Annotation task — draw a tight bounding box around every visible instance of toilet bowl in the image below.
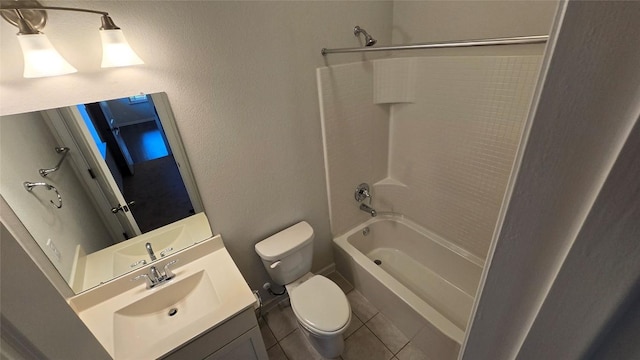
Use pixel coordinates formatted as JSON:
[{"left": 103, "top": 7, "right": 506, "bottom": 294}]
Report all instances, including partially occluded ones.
[
  {"left": 287, "top": 273, "right": 351, "bottom": 358},
  {"left": 255, "top": 222, "right": 351, "bottom": 358}
]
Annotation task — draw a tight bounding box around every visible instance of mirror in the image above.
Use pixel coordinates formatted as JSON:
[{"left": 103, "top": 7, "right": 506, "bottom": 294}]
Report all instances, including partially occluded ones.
[{"left": 0, "top": 93, "right": 207, "bottom": 293}]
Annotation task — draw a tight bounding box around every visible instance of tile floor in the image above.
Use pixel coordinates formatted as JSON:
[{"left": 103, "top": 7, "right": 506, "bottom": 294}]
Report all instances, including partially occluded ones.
[{"left": 260, "top": 272, "right": 430, "bottom": 360}]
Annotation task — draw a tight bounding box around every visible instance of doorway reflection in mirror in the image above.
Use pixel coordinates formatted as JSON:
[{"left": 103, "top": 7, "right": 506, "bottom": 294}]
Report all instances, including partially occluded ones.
[{"left": 77, "top": 96, "right": 194, "bottom": 233}]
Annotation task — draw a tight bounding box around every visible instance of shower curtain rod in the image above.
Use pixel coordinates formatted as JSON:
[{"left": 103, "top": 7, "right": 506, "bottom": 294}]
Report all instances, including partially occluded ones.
[{"left": 321, "top": 35, "right": 548, "bottom": 56}]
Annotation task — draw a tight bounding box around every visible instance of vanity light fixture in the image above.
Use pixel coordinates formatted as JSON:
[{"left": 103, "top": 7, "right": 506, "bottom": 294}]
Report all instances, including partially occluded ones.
[
  {"left": 1, "top": 0, "right": 144, "bottom": 78},
  {"left": 10, "top": 8, "right": 77, "bottom": 78}
]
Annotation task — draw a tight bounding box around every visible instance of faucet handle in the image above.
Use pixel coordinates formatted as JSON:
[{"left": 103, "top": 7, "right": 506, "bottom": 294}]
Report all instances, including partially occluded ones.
[
  {"left": 132, "top": 273, "right": 155, "bottom": 288},
  {"left": 355, "top": 183, "right": 371, "bottom": 202},
  {"left": 160, "top": 247, "right": 174, "bottom": 257},
  {"left": 163, "top": 259, "right": 179, "bottom": 280},
  {"left": 130, "top": 259, "right": 147, "bottom": 268}
]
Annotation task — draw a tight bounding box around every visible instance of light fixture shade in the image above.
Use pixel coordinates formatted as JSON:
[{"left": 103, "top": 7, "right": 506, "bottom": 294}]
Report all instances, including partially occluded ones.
[
  {"left": 100, "top": 29, "right": 144, "bottom": 68},
  {"left": 17, "top": 34, "right": 77, "bottom": 78}
]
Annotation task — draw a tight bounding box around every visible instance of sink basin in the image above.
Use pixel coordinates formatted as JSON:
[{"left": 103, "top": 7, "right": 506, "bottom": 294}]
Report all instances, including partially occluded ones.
[
  {"left": 113, "top": 271, "right": 221, "bottom": 359},
  {"left": 68, "top": 235, "right": 256, "bottom": 360}
]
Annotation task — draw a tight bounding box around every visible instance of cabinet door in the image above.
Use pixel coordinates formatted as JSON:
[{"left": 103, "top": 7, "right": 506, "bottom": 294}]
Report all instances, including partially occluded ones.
[
  {"left": 161, "top": 309, "right": 257, "bottom": 360},
  {"left": 205, "top": 326, "right": 268, "bottom": 360}
]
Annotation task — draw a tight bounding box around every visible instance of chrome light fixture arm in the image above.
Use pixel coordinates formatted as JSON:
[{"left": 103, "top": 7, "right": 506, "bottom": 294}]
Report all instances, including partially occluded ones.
[
  {"left": 1, "top": 4, "right": 120, "bottom": 31},
  {"left": 11, "top": 8, "right": 39, "bottom": 34},
  {"left": 5, "top": 5, "right": 110, "bottom": 16}
]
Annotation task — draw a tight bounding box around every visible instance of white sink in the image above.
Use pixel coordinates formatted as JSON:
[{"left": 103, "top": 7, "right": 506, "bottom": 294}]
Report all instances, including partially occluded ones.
[
  {"left": 69, "top": 236, "right": 256, "bottom": 360},
  {"left": 113, "top": 270, "right": 221, "bottom": 359}
]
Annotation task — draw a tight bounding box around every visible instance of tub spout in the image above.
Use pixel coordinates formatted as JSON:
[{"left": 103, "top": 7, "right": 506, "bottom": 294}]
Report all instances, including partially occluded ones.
[{"left": 360, "top": 203, "right": 377, "bottom": 217}]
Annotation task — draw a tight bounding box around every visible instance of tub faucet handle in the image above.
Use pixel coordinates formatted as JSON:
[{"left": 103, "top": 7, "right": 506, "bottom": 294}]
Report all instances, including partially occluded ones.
[
  {"left": 355, "top": 183, "right": 371, "bottom": 202},
  {"left": 356, "top": 183, "right": 377, "bottom": 217}
]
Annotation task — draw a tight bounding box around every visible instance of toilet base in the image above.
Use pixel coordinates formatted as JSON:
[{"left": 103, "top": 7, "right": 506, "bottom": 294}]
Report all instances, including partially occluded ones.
[{"left": 297, "top": 321, "right": 345, "bottom": 359}]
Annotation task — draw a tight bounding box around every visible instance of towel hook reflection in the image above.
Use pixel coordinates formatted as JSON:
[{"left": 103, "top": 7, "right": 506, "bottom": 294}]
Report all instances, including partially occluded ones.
[
  {"left": 39, "top": 147, "right": 70, "bottom": 177},
  {"left": 23, "top": 181, "right": 63, "bottom": 208}
]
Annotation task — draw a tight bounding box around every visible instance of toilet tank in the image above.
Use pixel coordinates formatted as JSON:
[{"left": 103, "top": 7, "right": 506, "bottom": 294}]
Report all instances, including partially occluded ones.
[{"left": 255, "top": 221, "right": 314, "bottom": 285}]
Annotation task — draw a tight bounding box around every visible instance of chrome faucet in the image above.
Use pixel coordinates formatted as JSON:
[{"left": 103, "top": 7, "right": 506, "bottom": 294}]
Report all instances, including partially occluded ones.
[
  {"left": 132, "top": 260, "right": 179, "bottom": 289},
  {"left": 355, "top": 183, "right": 377, "bottom": 217},
  {"left": 145, "top": 242, "right": 157, "bottom": 261},
  {"left": 150, "top": 266, "right": 162, "bottom": 282}
]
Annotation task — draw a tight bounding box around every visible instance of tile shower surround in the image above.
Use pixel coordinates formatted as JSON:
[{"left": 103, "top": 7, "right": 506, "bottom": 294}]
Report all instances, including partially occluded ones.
[{"left": 318, "top": 56, "right": 542, "bottom": 259}]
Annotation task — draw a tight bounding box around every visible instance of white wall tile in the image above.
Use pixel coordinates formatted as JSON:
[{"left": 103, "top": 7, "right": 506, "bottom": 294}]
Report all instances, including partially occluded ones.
[
  {"left": 387, "top": 56, "right": 542, "bottom": 259},
  {"left": 374, "top": 58, "right": 417, "bottom": 104}
]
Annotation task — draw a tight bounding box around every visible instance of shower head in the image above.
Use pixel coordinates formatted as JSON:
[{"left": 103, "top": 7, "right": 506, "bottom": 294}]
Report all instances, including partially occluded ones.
[{"left": 354, "top": 25, "right": 377, "bottom": 47}]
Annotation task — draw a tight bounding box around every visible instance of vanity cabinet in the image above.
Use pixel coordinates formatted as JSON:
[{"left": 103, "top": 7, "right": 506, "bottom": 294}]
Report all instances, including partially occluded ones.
[
  {"left": 204, "top": 326, "right": 266, "bottom": 360},
  {"left": 161, "top": 308, "right": 268, "bottom": 360}
]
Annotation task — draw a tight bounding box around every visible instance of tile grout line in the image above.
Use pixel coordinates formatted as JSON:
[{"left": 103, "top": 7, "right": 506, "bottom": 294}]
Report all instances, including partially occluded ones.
[
  {"left": 362, "top": 314, "right": 401, "bottom": 358},
  {"left": 278, "top": 326, "right": 297, "bottom": 344},
  {"left": 268, "top": 343, "right": 290, "bottom": 360}
]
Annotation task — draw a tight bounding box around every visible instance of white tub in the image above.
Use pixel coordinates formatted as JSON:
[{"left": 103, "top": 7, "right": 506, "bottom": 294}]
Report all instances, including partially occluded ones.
[{"left": 333, "top": 215, "right": 483, "bottom": 360}]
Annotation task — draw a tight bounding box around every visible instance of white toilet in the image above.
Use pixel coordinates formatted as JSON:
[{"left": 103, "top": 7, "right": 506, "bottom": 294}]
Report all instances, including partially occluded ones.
[{"left": 255, "top": 221, "right": 351, "bottom": 359}]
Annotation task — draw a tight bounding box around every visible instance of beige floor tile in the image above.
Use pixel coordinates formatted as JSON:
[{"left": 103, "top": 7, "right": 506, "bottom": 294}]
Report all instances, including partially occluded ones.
[
  {"left": 396, "top": 342, "right": 430, "bottom": 360},
  {"left": 267, "top": 344, "right": 289, "bottom": 360},
  {"left": 279, "top": 328, "right": 339, "bottom": 360},
  {"left": 265, "top": 305, "right": 298, "bottom": 340},
  {"left": 327, "top": 272, "right": 354, "bottom": 294},
  {"left": 342, "top": 326, "right": 393, "bottom": 360},
  {"left": 347, "top": 290, "right": 379, "bottom": 322},
  {"left": 366, "top": 313, "right": 409, "bottom": 354},
  {"left": 344, "top": 312, "right": 363, "bottom": 339}
]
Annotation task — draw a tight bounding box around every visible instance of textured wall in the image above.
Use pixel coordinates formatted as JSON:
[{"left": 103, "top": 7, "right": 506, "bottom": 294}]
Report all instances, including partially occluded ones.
[
  {"left": 392, "top": 1, "right": 558, "bottom": 49},
  {"left": 1, "top": 223, "right": 110, "bottom": 359},
  {"left": 0, "top": 1, "right": 393, "bottom": 298}
]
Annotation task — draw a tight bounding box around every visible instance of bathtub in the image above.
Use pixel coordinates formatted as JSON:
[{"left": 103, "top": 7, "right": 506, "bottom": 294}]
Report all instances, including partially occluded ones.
[{"left": 333, "top": 215, "right": 483, "bottom": 360}]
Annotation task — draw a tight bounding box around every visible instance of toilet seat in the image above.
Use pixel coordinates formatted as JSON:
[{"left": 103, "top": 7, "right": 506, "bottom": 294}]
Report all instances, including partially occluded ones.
[{"left": 289, "top": 275, "right": 351, "bottom": 335}]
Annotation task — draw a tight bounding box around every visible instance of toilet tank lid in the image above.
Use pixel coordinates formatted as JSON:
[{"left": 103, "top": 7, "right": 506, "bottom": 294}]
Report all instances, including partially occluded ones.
[{"left": 255, "top": 221, "right": 314, "bottom": 261}]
